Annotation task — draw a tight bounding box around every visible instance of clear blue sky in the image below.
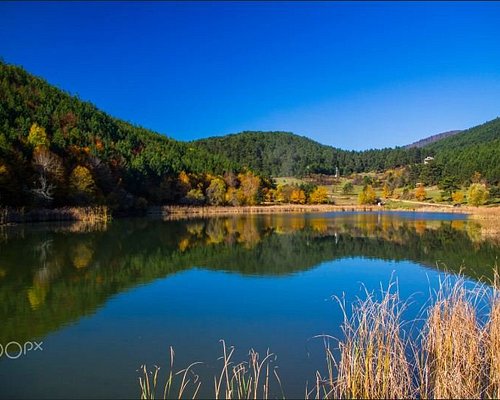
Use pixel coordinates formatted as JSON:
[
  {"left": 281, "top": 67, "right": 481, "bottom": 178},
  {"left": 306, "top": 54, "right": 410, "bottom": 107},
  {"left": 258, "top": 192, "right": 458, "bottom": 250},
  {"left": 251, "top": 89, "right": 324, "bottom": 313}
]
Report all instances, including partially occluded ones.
[{"left": 1, "top": 1, "right": 499, "bottom": 150}]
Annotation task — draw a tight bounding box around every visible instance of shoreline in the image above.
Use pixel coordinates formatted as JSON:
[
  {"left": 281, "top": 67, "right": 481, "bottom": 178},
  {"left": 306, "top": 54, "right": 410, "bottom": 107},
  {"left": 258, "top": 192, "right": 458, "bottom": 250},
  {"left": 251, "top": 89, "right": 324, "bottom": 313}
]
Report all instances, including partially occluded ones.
[
  {"left": 156, "top": 203, "right": 484, "bottom": 218},
  {"left": 2, "top": 203, "right": 499, "bottom": 225}
]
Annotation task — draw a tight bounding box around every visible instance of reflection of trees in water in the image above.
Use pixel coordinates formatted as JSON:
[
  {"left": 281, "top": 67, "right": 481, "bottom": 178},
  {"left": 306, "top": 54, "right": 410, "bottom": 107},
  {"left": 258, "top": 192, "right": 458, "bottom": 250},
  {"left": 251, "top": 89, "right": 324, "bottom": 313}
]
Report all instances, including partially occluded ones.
[{"left": 0, "top": 214, "right": 497, "bottom": 343}]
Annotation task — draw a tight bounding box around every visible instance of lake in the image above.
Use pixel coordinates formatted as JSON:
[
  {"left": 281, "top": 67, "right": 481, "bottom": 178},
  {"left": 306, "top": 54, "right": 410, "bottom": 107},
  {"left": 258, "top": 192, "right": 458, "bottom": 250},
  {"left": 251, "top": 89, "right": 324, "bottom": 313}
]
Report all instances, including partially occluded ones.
[{"left": 0, "top": 211, "right": 498, "bottom": 398}]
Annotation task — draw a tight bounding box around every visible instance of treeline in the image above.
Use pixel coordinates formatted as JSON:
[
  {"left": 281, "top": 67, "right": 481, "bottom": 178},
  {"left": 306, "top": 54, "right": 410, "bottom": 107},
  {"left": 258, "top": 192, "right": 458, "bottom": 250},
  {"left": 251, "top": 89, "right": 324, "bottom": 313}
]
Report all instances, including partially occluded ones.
[
  {"left": 193, "top": 131, "right": 426, "bottom": 177},
  {"left": 194, "top": 123, "right": 500, "bottom": 185},
  {"left": 0, "top": 61, "right": 238, "bottom": 212}
]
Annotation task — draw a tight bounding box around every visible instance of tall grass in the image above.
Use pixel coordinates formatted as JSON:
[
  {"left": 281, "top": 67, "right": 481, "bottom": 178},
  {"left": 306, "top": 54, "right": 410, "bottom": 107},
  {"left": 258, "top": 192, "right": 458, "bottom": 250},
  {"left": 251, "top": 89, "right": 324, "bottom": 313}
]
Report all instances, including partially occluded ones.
[
  {"left": 140, "top": 341, "right": 282, "bottom": 400},
  {"left": 418, "top": 277, "right": 485, "bottom": 399},
  {"left": 0, "top": 205, "right": 109, "bottom": 224},
  {"left": 333, "top": 283, "right": 412, "bottom": 399},
  {"left": 139, "top": 271, "right": 500, "bottom": 399}
]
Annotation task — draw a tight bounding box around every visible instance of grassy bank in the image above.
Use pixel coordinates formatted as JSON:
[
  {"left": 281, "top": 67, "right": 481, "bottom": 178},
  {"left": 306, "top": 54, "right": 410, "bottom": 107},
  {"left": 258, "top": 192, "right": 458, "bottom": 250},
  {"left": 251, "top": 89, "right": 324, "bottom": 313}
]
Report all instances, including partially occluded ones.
[
  {"left": 0, "top": 206, "right": 110, "bottom": 225},
  {"left": 139, "top": 274, "right": 500, "bottom": 399}
]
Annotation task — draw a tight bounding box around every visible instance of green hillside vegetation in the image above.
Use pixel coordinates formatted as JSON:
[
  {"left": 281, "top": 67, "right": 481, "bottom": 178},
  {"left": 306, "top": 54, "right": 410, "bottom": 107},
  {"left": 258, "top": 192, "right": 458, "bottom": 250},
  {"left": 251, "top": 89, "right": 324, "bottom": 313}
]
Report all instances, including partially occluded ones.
[
  {"left": 194, "top": 122, "right": 499, "bottom": 189},
  {"left": 0, "top": 61, "right": 253, "bottom": 212},
  {"left": 423, "top": 118, "right": 500, "bottom": 184},
  {"left": 193, "top": 131, "right": 426, "bottom": 177}
]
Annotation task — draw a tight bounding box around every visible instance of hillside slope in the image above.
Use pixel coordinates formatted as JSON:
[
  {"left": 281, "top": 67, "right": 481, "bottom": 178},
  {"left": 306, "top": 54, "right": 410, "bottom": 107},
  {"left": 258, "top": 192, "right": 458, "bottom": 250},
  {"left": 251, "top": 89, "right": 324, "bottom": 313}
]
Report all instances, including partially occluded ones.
[
  {"left": 193, "top": 131, "right": 423, "bottom": 177},
  {"left": 194, "top": 122, "right": 499, "bottom": 183},
  {"left": 423, "top": 118, "right": 500, "bottom": 183},
  {"left": 0, "top": 61, "right": 237, "bottom": 208}
]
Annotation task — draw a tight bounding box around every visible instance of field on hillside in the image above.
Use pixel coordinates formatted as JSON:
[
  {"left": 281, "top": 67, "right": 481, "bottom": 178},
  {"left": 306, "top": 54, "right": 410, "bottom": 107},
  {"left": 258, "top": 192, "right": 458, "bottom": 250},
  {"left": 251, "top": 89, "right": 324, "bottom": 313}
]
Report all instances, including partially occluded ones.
[{"left": 274, "top": 175, "right": 499, "bottom": 208}]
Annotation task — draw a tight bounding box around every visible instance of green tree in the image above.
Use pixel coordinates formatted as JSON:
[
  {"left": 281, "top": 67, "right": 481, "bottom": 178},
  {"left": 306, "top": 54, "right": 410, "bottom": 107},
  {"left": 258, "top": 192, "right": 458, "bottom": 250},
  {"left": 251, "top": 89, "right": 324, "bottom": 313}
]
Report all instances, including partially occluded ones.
[
  {"left": 342, "top": 182, "right": 354, "bottom": 194},
  {"left": 439, "top": 176, "right": 460, "bottom": 201},
  {"left": 184, "top": 188, "right": 205, "bottom": 205},
  {"left": 467, "top": 183, "right": 489, "bottom": 207},
  {"left": 206, "top": 177, "right": 226, "bottom": 205}
]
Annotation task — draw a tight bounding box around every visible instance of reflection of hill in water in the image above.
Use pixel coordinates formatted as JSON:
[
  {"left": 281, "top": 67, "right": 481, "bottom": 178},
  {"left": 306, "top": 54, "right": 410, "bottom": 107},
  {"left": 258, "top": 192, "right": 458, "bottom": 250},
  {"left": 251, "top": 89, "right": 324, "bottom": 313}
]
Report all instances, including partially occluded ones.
[{"left": 0, "top": 214, "right": 498, "bottom": 343}]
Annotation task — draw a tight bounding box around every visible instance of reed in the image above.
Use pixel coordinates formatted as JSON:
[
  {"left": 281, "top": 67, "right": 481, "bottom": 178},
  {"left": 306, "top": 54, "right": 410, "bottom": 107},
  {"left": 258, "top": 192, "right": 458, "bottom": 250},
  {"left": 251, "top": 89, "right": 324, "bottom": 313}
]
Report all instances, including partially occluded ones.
[
  {"left": 139, "top": 347, "right": 202, "bottom": 400},
  {"left": 485, "top": 271, "right": 500, "bottom": 399},
  {"left": 140, "top": 341, "right": 281, "bottom": 400},
  {"left": 214, "top": 340, "right": 282, "bottom": 400},
  {"left": 0, "top": 205, "right": 110, "bottom": 224},
  {"left": 418, "top": 277, "right": 485, "bottom": 399}
]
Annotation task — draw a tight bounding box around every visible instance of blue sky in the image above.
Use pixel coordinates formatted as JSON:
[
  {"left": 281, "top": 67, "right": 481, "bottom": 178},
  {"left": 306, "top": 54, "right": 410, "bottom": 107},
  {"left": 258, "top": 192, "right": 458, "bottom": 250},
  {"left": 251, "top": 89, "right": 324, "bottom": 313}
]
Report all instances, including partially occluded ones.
[{"left": 1, "top": 1, "right": 499, "bottom": 150}]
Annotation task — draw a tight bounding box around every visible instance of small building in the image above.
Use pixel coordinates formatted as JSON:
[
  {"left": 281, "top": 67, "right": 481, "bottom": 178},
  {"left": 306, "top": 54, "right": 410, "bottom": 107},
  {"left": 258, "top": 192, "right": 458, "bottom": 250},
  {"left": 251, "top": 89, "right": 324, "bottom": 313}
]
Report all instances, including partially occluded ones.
[{"left": 423, "top": 156, "right": 434, "bottom": 165}]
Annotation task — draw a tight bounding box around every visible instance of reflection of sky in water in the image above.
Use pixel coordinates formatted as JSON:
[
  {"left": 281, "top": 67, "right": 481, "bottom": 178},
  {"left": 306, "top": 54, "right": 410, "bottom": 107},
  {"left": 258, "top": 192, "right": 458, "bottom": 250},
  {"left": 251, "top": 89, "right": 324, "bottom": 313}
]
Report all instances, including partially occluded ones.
[{"left": 0, "top": 213, "right": 497, "bottom": 398}]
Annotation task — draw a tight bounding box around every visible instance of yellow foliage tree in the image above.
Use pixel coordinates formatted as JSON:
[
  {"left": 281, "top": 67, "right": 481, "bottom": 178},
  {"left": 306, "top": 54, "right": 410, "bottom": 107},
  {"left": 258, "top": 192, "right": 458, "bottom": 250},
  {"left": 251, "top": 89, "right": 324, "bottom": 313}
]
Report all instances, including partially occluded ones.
[
  {"left": 358, "top": 185, "right": 376, "bottom": 205},
  {"left": 237, "top": 171, "right": 261, "bottom": 205},
  {"left": 69, "top": 165, "right": 96, "bottom": 203},
  {"left": 415, "top": 185, "right": 426, "bottom": 201},
  {"left": 290, "top": 189, "right": 306, "bottom": 204},
  {"left": 225, "top": 187, "right": 240, "bottom": 206},
  {"left": 451, "top": 191, "right": 464, "bottom": 204},
  {"left": 28, "top": 123, "right": 49, "bottom": 148},
  {"left": 309, "top": 187, "right": 328, "bottom": 204},
  {"left": 382, "top": 183, "right": 393, "bottom": 199}
]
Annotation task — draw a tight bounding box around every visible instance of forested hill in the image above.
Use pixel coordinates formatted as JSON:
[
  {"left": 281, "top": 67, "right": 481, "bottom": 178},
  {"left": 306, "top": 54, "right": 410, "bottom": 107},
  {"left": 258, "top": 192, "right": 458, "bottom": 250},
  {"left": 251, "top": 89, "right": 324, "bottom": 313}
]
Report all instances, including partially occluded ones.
[
  {"left": 193, "top": 131, "right": 424, "bottom": 177},
  {"left": 0, "top": 61, "right": 238, "bottom": 209},
  {"left": 194, "top": 120, "right": 500, "bottom": 183},
  {"left": 422, "top": 118, "right": 500, "bottom": 183}
]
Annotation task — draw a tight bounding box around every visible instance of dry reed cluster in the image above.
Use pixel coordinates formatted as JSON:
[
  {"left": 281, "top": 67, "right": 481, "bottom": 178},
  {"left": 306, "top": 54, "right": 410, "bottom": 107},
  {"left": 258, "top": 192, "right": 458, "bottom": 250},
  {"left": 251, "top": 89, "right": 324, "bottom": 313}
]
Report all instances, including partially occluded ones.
[
  {"left": 139, "top": 272, "right": 500, "bottom": 399},
  {"left": 0, "top": 205, "right": 109, "bottom": 224}
]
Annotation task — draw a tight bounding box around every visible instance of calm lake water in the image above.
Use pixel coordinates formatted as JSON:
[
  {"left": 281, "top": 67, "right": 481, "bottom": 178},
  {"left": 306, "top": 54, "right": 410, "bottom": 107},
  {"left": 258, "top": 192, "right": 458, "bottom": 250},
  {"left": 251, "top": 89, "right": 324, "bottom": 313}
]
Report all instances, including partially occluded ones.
[{"left": 0, "top": 211, "right": 498, "bottom": 398}]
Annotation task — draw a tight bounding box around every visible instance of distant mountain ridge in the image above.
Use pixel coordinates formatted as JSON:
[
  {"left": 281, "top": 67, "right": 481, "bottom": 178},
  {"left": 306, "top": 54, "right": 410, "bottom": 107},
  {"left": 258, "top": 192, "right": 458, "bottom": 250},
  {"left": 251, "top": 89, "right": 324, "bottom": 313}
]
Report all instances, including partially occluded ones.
[{"left": 404, "top": 130, "right": 462, "bottom": 149}]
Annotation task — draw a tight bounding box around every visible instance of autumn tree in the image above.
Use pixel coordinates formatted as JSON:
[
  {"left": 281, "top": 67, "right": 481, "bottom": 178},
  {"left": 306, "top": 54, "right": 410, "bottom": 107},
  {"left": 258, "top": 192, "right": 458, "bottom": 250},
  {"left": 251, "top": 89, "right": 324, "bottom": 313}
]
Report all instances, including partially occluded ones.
[
  {"left": 415, "top": 185, "right": 426, "bottom": 201},
  {"left": 225, "top": 187, "right": 240, "bottom": 206},
  {"left": 237, "top": 171, "right": 261, "bottom": 205},
  {"left": 27, "top": 123, "right": 49, "bottom": 148},
  {"left": 358, "top": 185, "right": 376, "bottom": 205},
  {"left": 309, "top": 186, "right": 328, "bottom": 204},
  {"left": 69, "top": 165, "right": 96, "bottom": 204},
  {"left": 290, "top": 188, "right": 306, "bottom": 204},
  {"left": 471, "top": 171, "right": 483, "bottom": 184},
  {"left": 467, "top": 183, "right": 489, "bottom": 206},
  {"left": 382, "top": 182, "right": 393, "bottom": 199},
  {"left": 451, "top": 191, "right": 464, "bottom": 204},
  {"left": 276, "top": 184, "right": 294, "bottom": 203}
]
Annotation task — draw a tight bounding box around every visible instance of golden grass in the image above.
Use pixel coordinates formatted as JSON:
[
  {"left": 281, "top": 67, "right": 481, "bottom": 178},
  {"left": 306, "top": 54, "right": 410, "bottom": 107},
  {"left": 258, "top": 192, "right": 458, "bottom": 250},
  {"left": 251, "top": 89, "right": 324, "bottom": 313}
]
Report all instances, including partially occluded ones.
[
  {"left": 419, "top": 277, "right": 485, "bottom": 399},
  {"left": 0, "top": 205, "right": 110, "bottom": 224},
  {"left": 335, "top": 285, "right": 412, "bottom": 399},
  {"left": 485, "top": 272, "right": 500, "bottom": 399}
]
